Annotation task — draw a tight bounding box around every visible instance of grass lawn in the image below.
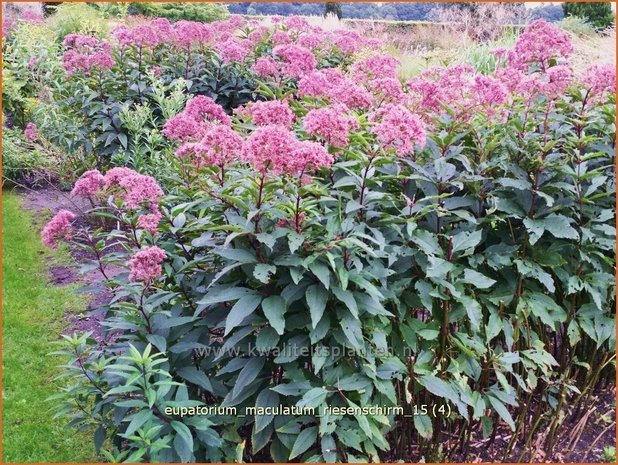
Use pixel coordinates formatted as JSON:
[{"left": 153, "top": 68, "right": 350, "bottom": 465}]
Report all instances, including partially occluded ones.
[{"left": 2, "top": 191, "right": 97, "bottom": 462}]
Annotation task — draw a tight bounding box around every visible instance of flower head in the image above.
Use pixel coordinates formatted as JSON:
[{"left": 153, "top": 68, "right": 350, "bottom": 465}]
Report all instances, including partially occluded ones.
[
  {"left": 582, "top": 63, "right": 616, "bottom": 100},
  {"left": 42, "top": 210, "right": 75, "bottom": 248},
  {"left": 128, "top": 246, "right": 166, "bottom": 282},
  {"left": 273, "top": 44, "right": 317, "bottom": 78},
  {"left": 303, "top": 107, "right": 358, "bottom": 148},
  {"left": 372, "top": 104, "right": 426, "bottom": 156},
  {"left": 71, "top": 169, "right": 104, "bottom": 197},
  {"left": 241, "top": 125, "right": 299, "bottom": 175},
  {"left": 248, "top": 100, "right": 295, "bottom": 128}
]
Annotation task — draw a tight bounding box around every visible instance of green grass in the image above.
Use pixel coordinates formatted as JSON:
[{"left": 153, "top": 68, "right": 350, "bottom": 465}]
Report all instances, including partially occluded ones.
[{"left": 2, "top": 191, "right": 97, "bottom": 462}]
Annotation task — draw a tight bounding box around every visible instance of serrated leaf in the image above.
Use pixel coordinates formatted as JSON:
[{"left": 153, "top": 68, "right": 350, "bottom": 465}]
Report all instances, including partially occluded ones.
[{"left": 289, "top": 426, "right": 318, "bottom": 459}]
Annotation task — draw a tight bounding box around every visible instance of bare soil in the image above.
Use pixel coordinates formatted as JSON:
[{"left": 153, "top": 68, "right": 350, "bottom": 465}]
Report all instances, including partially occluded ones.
[{"left": 17, "top": 185, "right": 122, "bottom": 343}]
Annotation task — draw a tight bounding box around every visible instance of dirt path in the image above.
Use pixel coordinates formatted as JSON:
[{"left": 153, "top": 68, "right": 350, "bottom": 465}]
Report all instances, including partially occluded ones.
[{"left": 18, "top": 185, "right": 123, "bottom": 342}]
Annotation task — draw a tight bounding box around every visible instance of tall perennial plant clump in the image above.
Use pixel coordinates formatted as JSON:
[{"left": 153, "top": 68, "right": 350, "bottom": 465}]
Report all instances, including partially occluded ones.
[
  {"left": 45, "top": 19, "right": 615, "bottom": 462},
  {"left": 3, "top": 13, "right": 379, "bottom": 176}
]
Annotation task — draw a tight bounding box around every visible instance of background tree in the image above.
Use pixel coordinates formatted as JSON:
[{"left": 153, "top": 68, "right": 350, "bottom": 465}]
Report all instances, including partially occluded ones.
[
  {"left": 563, "top": 2, "right": 615, "bottom": 29},
  {"left": 42, "top": 2, "right": 61, "bottom": 16},
  {"left": 324, "top": 2, "right": 342, "bottom": 19}
]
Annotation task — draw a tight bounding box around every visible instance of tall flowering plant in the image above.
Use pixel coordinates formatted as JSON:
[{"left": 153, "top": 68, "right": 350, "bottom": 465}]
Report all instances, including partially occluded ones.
[
  {"left": 48, "top": 20, "right": 615, "bottom": 462},
  {"left": 7, "top": 14, "right": 379, "bottom": 173}
]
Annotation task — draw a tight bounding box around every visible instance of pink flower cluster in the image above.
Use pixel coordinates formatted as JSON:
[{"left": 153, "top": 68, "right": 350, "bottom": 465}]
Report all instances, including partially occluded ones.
[
  {"left": 41, "top": 210, "right": 75, "bottom": 249},
  {"left": 216, "top": 38, "right": 253, "bottom": 64},
  {"left": 62, "top": 34, "right": 114, "bottom": 75},
  {"left": 582, "top": 63, "right": 616, "bottom": 101},
  {"left": 177, "top": 125, "right": 243, "bottom": 168},
  {"left": 372, "top": 104, "right": 426, "bottom": 156},
  {"left": 272, "top": 44, "right": 317, "bottom": 79},
  {"left": 298, "top": 69, "right": 373, "bottom": 110},
  {"left": 163, "top": 96, "right": 231, "bottom": 142},
  {"left": 241, "top": 125, "right": 333, "bottom": 176},
  {"left": 128, "top": 246, "right": 167, "bottom": 282},
  {"left": 507, "top": 20, "right": 572, "bottom": 71},
  {"left": 71, "top": 169, "right": 104, "bottom": 197},
  {"left": 303, "top": 107, "right": 360, "bottom": 148},
  {"left": 72, "top": 168, "right": 164, "bottom": 233},
  {"left": 408, "top": 64, "right": 509, "bottom": 116},
  {"left": 351, "top": 54, "right": 400, "bottom": 84},
  {"left": 247, "top": 100, "right": 295, "bottom": 128},
  {"left": 24, "top": 122, "right": 38, "bottom": 143}
]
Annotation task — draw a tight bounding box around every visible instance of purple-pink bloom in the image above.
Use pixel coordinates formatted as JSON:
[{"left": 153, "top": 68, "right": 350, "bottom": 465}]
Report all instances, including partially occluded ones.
[
  {"left": 128, "top": 246, "right": 167, "bottom": 282},
  {"left": 303, "top": 107, "right": 358, "bottom": 148},
  {"left": 42, "top": 210, "right": 76, "bottom": 249},
  {"left": 372, "top": 104, "right": 426, "bottom": 156},
  {"left": 582, "top": 63, "right": 616, "bottom": 100},
  {"left": 24, "top": 122, "right": 38, "bottom": 143},
  {"left": 241, "top": 125, "right": 299, "bottom": 175},
  {"left": 71, "top": 169, "right": 105, "bottom": 197},
  {"left": 273, "top": 44, "right": 317, "bottom": 78},
  {"left": 248, "top": 100, "right": 295, "bottom": 128},
  {"left": 137, "top": 211, "right": 162, "bottom": 234}
]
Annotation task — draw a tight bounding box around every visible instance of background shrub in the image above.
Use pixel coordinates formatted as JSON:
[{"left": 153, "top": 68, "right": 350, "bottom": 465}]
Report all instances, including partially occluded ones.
[
  {"left": 128, "top": 2, "right": 228, "bottom": 23},
  {"left": 47, "top": 3, "right": 108, "bottom": 41},
  {"left": 2, "top": 125, "right": 52, "bottom": 184}
]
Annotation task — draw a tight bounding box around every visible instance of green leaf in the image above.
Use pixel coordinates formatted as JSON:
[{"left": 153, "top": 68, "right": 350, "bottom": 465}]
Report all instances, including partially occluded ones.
[
  {"left": 340, "top": 311, "right": 364, "bottom": 350},
  {"left": 523, "top": 214, "right": 579, "bottom": 245},
  {"left": 309, "top": 261, "right": 331, "bottom": 289},
  {"left": 486, "top": 312, "right": 502, "bottom": 342},
  {"left": 262, "top": 296, "right": 286, "bottom": 335},
  {"left": 253, "top": 263, "right": 276, "bottom": 284},
  {"left": 332, "top": 287, "right": 358, "bottom": 318},
  {"left": 171, "top": 420, "right": 194, "bottom": 462},
  {"left": 215, "top": 247, "right": 257, "bottom": 263},
  {"left": 414, "top": 414, "right": 433, "bottom": 440},
  {"left": 419, "top": 375, "right": 460, "bottom": 407},
  {"left": 198, "top": 286, "right": 256, "bottom": 306},
  {"left": 125, "top": 409, "right": 153, "bottom": 436},
  {"left": 457, "top": 295, "right": 482, "bottom": 331},
  {"left": 176, "top": 367, "right": 213, "bottom": 393},
  {"left": 254, "top": 389, "right": 280, "bottom": 433},
  {"left": 451, "top": 230, "right": 482, "bottom": 255},
  {"left": 225, "top": 294, "right": 262, "bottom": 336},
  {"left": 288, "top": 231, "right": 305, "bottom": 253},
  {"left": 462, "top": 269, "right": 496, "bottom": 289},
  {"left": 289, "top": 426, "right": 318, "bottom": 459},
  {"left": 321, "top": 435, "right": 337, "bottom": 462},
  {"left": 306, "top": 284, "right": 328, "bottom": 329},
  {"left": 426, "top": 256, "right": 454, "bottom": 279},
  {"left": 232, "top": 357, "right": 266, "bottom": 398},
  {"left": 256, "top": 327, "right": 280, "bottom": 352},
  {"left": 486, "top": 395, "right": 515, "bottom": 431},
  {"left": 411, "top": 229, "right": 442, "bottom": 257},
  {"left": 297, "top": 387, "right": 328, "bottom": 409}
]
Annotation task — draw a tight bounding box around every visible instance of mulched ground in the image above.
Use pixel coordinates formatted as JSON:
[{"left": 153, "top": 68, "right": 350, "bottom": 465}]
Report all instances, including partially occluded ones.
[{"left": 12, "top": 184, "right": 616, "bottom": 463}]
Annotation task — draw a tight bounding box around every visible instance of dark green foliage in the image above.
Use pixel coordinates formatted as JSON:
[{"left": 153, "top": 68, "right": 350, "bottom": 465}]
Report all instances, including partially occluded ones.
[
  {"left": 52, "top": 79, "right": 616, "bottom": 461},
  {"left": 129, "top": 2, "right": 228, "bottom": 23},
  {"left": 563, "top": 2, "right": 615, "bottom": 30},
  {"left": 324, "top": 2, "right": 343, "bottom": 19}
]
